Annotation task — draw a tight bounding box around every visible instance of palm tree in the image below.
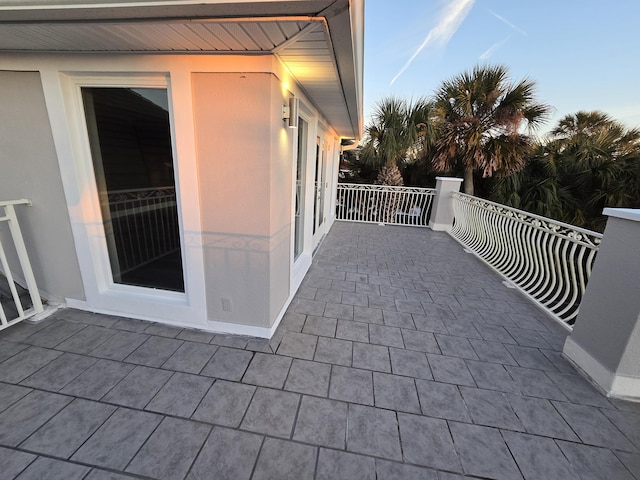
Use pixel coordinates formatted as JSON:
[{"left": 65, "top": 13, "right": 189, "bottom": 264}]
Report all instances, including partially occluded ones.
[
  {"left": 359, "top": 97, "right": 433, "bottom": 222},
  {"left": 490, "top": 143, "right": 572, "bottom": 220},
  {"left": 431, "top": 64, "right": 551, "bottom": 195},
  {"left": 551, "top": 110, "right": 620, "bottom": 138},
  {"left": 361, "top": 96, "right": 433, "bottom": 186},
  {"left": 548, "top": 111, "right": 640, "bottom": 229},
  {"left": 491, "top": 111, "right": 640, "bottom": 231}
]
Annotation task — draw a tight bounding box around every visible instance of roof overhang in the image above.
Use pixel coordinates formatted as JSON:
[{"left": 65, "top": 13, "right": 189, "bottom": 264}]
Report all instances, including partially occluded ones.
[{"left": 0, "top": 0, "right": 363, "bottom": 139}]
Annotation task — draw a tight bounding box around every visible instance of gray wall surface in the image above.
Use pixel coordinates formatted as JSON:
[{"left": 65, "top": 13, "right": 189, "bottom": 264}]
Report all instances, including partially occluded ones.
[
  {"left": 192, "top": 72, "right": 292, "bottom": 328},
  {"left": 0, "top": 70, "right": 85, "bottom": 302},
  {"left": 570, "top": 216, "right": 640, "bottom": 374}
]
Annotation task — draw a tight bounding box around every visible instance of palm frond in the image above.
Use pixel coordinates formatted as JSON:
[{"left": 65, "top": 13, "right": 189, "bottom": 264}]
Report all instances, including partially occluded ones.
[{"left": 431, "top": 64, "right": 550, "bottom": 194}]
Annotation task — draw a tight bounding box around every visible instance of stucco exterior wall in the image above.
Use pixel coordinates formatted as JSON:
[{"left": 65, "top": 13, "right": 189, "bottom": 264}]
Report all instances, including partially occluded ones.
[
  {"left": 192, "top": 72, "right": 292, "bottom": 328},
  {"left": 0, "top": 52, "right": 343, "bottom": 334},
  {"left": 0, "top": 70, "right": 84, "bottom": 302},
  {"left": 568, "top": 216, "right": 640, "bottom": 374}
]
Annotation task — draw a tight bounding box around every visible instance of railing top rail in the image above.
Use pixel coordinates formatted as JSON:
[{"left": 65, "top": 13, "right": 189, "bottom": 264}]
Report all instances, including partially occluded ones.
[
  {"left": 338, "top": 183, "right": 436, "bottom": 194},
  {"left": 453, "top": 192, "right": 603, "bottom": 243},
  {"left": 99, "top": 187, "right": 177, "bottom": 203},
  {"left": 103, "top": 187, "right": 176, "bottom": 195},
  {"left": 0, "top": 199, "right": 31, "bottom": 208}
]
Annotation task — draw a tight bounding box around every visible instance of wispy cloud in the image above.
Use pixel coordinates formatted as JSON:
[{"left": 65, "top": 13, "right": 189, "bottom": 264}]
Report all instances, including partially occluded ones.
[
  {"left": 390, "top": 0, "right": 475, "bottom": 86},
  {"left": 488, "top": 9, "right": 527, "bottom": 36},
  {"left": 479, "top": 35, "right": 512, "bottom": 61}
]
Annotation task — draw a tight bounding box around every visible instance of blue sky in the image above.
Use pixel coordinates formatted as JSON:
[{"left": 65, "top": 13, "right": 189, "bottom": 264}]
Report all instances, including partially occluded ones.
[{"left": 364, "top": 0, "right": 640, "bottom": 136}]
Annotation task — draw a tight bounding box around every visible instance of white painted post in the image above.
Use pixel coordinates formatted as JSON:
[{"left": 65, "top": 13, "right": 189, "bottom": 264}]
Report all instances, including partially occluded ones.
[
  {"left": 428, "top": 177, "right": 463, "bottom": 231},
  {"left": 2, "top": 201, "right": 44, "bottom": 316},
  {"left": 563, "top": 208, "right": 640, "bottom": 400}
]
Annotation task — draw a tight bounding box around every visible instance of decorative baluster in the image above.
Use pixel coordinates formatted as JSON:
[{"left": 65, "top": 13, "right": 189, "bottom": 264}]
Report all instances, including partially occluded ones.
[{"left": 450, "top": 192, "right": 602, "bottom": 329}]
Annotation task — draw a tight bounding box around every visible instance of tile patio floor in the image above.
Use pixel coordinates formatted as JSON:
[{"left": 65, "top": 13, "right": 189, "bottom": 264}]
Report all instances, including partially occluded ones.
[{"left": 1, "top": 221, "right": 639, "bottom": 480}]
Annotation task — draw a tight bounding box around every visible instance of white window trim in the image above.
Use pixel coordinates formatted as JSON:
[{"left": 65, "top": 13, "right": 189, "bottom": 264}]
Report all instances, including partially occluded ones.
[{"left": 50, "top": 71, "right": 207, "bottom": 327}]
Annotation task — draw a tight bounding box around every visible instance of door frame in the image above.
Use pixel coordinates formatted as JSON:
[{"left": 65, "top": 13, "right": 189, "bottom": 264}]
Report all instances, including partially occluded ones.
[
  {"left": 54, "top": 72, "right": 207, "bottom": 326},
  {"left": 312, "top": 133, "right": 326, "bottom": 249}
]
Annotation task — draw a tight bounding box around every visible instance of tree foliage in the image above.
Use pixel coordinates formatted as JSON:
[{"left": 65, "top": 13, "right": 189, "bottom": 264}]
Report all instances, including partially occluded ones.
[
  {"left": 354, "top": 65, "right": 639, "bottom": 232},
  {"left": 430, "top": 64, "right": 551, "bottom": 195},
  {"left": 360, "top": 96, "right": 433, "bottom": 185},
  {"left": 491, "top": 111, "right": 640, "bottom": 231}
]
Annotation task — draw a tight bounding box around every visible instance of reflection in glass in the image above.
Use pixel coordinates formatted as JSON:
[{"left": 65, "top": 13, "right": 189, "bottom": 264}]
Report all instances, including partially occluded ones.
[
  {"left": 82, "top": 87, "right": 184, "bottom": 292},
  {"left": 294, "top": 117, "right": 308, "bottom": 259}
]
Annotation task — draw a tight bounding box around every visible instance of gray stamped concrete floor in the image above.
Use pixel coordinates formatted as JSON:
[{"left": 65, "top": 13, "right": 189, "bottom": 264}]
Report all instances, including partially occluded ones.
[{"left": 1, "top": 221, "right": 640, "bottom": 480}]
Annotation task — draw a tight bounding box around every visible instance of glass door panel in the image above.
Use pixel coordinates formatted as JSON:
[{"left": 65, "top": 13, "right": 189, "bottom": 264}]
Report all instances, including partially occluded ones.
[
  {"left": 294, "top": 117, "right": 308, "bottom": 259},
  {"left": 82, "top": 87, "right": 184, "bottom": 292},
  {"left": 313, "top": 136, "right": 325, "bottom": 235}
]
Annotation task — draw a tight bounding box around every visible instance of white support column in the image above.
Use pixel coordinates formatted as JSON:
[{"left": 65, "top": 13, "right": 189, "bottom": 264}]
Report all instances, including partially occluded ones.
[
  {"left": 428, "top": 177, "right": 463, "bottom": 231},
  {"left": 563, "top": 208, "right": 640, "bottom": 400}
]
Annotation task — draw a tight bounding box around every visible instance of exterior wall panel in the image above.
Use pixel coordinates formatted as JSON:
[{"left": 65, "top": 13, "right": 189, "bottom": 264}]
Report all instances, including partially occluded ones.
[
  {"left": 0, "top": 70, "right": 84, "bottom": 302},
  {"left": 0, "top": 52, "right": 346, "bottom": 334},
  {"left": 192, "top": 72, "right": 292, "bottom": 328}
]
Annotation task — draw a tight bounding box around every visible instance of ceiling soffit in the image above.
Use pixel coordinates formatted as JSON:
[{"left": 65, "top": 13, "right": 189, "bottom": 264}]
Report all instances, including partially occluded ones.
[{"left": 0, "top": 14, "right": 357, "bottom": 137}]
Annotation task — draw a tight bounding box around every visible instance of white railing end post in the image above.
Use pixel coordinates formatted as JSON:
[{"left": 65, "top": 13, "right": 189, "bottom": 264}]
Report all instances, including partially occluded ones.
[
  {"left": 563, "top": 208, "right": 640, "bottom": 400},
  {"left": 428, "top": 177, "right": 464, "bottom": 231}
]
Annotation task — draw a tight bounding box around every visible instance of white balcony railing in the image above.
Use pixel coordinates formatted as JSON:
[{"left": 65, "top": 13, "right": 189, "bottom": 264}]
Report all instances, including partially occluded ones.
[
  {"left": 0, "top": 200, "right": 44, "bottom": 330},
  {"left": 450, "top": 192, "right": 602, "bottom": 328},
  {"left": 100, "top": 187, "right": 180, "bottom": 277},
  {"left": 336, "top": 183, "right": 436, "bottom": 226}
]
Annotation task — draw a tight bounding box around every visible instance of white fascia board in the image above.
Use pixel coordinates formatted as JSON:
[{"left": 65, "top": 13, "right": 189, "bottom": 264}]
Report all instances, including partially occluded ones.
[{"left": 323, "top": 0, "right": 364, "bottom": 140}]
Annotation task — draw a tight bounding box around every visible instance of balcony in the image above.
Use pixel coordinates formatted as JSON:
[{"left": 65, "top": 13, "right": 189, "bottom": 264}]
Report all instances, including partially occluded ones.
[{"left": 0, "top": 201, "right": 639, "bottom": 479}]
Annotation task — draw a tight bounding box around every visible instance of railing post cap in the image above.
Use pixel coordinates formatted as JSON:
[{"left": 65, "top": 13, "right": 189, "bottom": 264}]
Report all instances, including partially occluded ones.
[
  {"left": 435, "top": 177, "right": 464, "bottom": 183},
  {"left": 602, "top": 208, "right": 640, "bottom": 223}
]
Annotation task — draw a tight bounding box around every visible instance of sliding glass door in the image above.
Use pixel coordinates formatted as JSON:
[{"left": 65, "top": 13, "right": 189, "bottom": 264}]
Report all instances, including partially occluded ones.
[{"left": 294, "top": 117, "right": 308, "bottom": 260}]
